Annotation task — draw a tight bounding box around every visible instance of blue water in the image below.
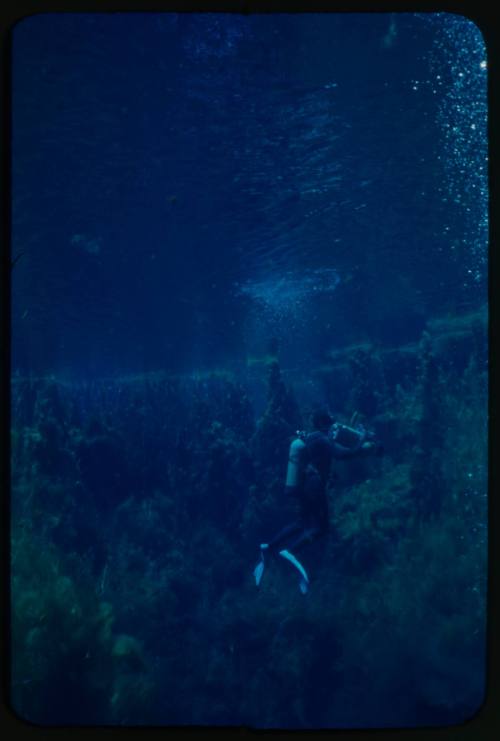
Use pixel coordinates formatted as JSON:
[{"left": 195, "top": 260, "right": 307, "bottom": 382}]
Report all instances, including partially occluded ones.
[
  {"left": 10, "top": 12, "right": 488, "bottom": 729},
  {"left": 11, "top": 12, "right": 487, "bottom": 378}
]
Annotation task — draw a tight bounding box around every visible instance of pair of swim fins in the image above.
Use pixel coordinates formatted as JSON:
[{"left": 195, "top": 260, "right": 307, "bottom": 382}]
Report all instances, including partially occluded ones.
[{"left": 253, "top": 544, "right": 309, "bottom": 594}]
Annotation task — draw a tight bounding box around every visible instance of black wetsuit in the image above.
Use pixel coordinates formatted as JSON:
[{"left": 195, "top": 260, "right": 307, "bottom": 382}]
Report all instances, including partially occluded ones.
[{"left": 267, "top": 430, "right": 359, "bottom": 554}]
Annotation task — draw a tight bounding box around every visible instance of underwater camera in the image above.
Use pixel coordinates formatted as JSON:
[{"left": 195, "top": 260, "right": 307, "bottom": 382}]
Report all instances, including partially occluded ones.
[{"left": 328, "top": 421, "right": 375, "bottom": 449}]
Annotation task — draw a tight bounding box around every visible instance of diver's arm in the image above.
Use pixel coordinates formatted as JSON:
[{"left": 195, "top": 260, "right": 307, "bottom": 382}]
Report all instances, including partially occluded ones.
[
  {"left": 331, "top": 441, "right": 359, "bottom": 459},
  {"left": 331, "top": 440, "right": 381, "bottom": 459}
]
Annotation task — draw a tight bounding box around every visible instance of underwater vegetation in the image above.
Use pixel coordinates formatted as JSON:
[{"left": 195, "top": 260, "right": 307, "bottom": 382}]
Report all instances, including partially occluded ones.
[{"left": 10, "top": 307, "right": 487, "bottom": 728}]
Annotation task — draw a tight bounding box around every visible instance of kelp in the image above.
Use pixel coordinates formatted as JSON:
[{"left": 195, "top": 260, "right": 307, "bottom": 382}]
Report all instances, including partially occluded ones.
[{"left": 10, "top": 308, "right": 487, "bottom": 727}]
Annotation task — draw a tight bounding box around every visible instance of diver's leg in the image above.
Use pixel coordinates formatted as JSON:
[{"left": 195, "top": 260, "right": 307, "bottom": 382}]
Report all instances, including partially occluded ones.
[
  {"left": 266, "top": 521, "right": 303, "bottom": 552},
  {"left": 277, "top": 483, "right": 329, "bottom": 593},
  {"left": 285, "top": 525, "right": 323, "bottom": 553}
]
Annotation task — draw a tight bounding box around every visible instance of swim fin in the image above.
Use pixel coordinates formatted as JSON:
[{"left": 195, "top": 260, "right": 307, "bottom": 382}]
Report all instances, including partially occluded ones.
[
  {"left": 254, "top": 559, "right": 264, "bottom": 586},
  {"left": 253, "top": 545, "right": 268, "bottom": 587},
  {"left": 279, "top": 549, "right": 309, "bottom": 594}
]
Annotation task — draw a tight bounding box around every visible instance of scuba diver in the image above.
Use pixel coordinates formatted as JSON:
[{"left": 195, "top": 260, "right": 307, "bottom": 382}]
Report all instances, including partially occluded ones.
[{"left": 253, "top": 408, "right": 383, "bottom": 594}]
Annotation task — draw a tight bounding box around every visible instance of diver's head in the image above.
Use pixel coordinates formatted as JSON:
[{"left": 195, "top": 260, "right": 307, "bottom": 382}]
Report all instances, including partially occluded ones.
[{"left": 312, "top": 408, "right": 334, "bottom": 433}]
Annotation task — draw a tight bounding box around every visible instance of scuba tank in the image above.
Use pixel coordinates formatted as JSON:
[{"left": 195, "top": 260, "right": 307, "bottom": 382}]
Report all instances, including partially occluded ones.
[{"left": 285, "top": 432, "right": 307, "bottom": 489}]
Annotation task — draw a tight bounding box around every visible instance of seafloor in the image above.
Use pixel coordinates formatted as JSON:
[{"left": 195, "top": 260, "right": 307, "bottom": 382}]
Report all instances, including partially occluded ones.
[{"left": 10, "top": 306, "right": 487, "bottom": 728}]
